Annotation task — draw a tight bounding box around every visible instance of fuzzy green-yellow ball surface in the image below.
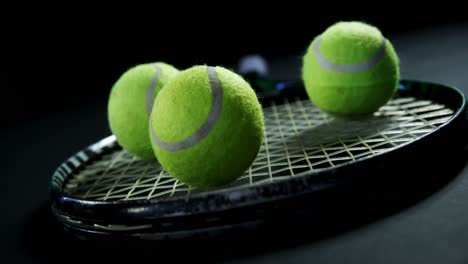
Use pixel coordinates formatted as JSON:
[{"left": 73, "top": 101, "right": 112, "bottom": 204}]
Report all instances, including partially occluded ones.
[
  {"left": 302, "top": 21, "right": 400, "bottom": 118},
  {"left": 108, "top": 62, "right": 179, "bottom": 159},
  {"left": 150, "top": 66, "right": 264, "bottom": 188}
]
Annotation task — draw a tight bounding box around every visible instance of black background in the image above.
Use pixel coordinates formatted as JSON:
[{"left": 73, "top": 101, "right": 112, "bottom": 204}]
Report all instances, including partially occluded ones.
[
  {"left": 5, "top": 6, "right": 468, "bottom": 128},
  {"left": 4, "top": 6, "right": 468, "bottom": 264}
]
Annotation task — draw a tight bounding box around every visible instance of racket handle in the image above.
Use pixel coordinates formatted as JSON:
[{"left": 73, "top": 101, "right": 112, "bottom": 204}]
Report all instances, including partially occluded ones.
[{"left": 237, "top": 54, "right": 306, "bottom": 101}]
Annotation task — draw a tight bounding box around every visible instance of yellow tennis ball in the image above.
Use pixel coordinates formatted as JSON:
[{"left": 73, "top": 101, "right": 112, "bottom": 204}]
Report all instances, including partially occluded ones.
[
  {"left": 302, "top": 21, "right": 400, "bottom": 119},
  {"left": 150, "top": 66, "right": 264, "bottom": 188},
  {"left": 108, "top": 62, "right": 179, "bottom": 159}
]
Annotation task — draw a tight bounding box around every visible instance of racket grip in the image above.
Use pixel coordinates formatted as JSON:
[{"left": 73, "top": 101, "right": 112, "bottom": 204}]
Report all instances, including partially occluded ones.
[
  {"left": 243, "top": 72, "right": 306, "bottom": 101},
  {"left": 237, "top": 54, "right": 306, "bottom": 101}
]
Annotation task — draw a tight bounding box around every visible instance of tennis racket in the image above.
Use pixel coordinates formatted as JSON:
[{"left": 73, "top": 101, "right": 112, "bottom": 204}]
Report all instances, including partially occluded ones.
[{"left": 50, "top": 69, "right": 468, "bottom": 241}]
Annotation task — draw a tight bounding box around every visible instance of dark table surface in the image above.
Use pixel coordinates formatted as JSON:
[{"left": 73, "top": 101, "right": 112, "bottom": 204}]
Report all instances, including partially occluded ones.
[{"left": 3, "top": 23, "right": 468, "bottom": 263}]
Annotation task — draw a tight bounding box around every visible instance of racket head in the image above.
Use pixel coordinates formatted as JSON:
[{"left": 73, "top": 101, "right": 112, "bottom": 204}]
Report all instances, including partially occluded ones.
[{"left": 50, "top": 80, "right": 468, "bottom": 239}]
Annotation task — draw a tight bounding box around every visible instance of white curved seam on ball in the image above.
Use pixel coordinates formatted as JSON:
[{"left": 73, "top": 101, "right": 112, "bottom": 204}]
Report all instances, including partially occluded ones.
[
  {"left": 313, "top": 35, "right": 387, "bottom": 72},
  {"left": 150, "top": 66, "right": 223, "bottom": 152},
  {"left": 146, "top": 64, "right": 161, "bottom": 116}
]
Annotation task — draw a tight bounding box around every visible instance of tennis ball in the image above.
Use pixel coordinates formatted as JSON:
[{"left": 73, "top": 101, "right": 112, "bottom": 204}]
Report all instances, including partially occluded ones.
[
  {"left": 150, "top": 66, "right": 264, "bottom": 188},
  {"left": 108, "top": 62, "right": 179, "bottom": 160},
  {"left": 302, "top": 21, "right": 400, "bottom": 119}
]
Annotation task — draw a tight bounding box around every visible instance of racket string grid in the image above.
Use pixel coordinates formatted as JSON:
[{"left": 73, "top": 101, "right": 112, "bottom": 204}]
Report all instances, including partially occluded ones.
[{"left": 63, "top": 97, "right": 454, "bottom": 201}]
